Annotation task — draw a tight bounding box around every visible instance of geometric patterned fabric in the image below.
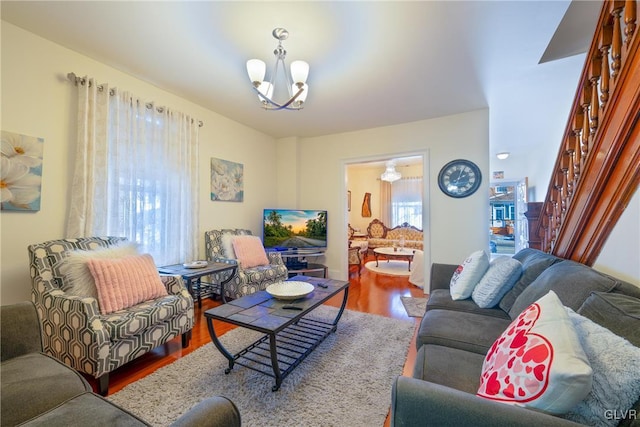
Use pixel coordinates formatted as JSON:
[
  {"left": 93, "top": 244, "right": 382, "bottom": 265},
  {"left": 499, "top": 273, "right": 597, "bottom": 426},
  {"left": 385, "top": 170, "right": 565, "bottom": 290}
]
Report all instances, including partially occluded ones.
[
  {"left": 204, "top": 229, "right": 289, "bottom": 300},
  {"left": 28, "top": 236, "right": 194, "bottom": 384}
]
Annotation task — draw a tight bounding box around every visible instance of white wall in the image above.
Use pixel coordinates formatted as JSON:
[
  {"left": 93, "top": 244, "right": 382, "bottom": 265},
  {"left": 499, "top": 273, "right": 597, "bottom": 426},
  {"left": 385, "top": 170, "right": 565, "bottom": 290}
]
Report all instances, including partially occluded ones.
[{"left": 0, "top": 22, "right": 279, "bottom": 303}]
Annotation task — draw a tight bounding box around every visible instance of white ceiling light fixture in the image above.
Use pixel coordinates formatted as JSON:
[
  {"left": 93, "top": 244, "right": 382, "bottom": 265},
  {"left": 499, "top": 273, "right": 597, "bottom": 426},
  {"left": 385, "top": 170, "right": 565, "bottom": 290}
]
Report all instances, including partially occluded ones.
[
  {"left": 496, "top": 152, "right": 510, "bottom": 160},
  {"left": 381, "top": 161, "right": 402, "bottom": 183},
  {"left": 246, "top": 28, "right": 309, "bottom": 111}
]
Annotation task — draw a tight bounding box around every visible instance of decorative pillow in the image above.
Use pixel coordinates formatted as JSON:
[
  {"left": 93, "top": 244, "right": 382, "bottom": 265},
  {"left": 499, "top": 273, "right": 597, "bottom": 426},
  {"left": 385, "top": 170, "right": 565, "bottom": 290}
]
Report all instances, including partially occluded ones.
[
  {"left": 59, "top": 242, "right": 139, "bottom": 300},
  {"left": 87, "top": 254, "right": 168, "bottom": 314},
  {"left": 232, "top": 235, "right": 269, "bottom": 268},
  {"left": 472, "top": 257, "right": 523, "bottom": 308},
  {"left": 450, "top": 250, "right": 489, "bottom": 300},
  {"left": 221, "top": 233, "right": 237, "bottom": 259},
  {"left": 563, "top": 307, "right": 640, "bottom": 427},
  {"left": 577, "top": 291, "right": 640, "bottom": 347},
  {"left": 477, "top": 291, "right": 592, "bottom": 415}
]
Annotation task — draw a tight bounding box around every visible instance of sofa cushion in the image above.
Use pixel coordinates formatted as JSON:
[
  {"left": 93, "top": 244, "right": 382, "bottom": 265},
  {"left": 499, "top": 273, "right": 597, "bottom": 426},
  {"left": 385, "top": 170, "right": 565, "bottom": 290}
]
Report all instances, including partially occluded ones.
[
  {"left": 88, "top": 254, "right": 169, "bottom": 315},
  {"left": 18, "top": 392, "right": 149, "bottom": 427},
  {"left": 1, "top": 353, "right": 91, "bottom": 426},
  {"left": 417, "top": 309, "right": 511, "bottom": 354},
  {"left": 477, "top": 291, "right": 592, "bottom": 415},
  {"left": 413, "top": 344, "right": 485, "bottom": 395},
  {"left": 232, "top": 235, "right": 269, "bottom": 268},
  {"left": 101, "top": 294, "right": 189, "bottom": 341},
  {"left": 221, "top": 233, "right": 237, "bottom": 259},
  {"left": 59, "top": 242, "right": 140, "bottom": 300},
  {"left": 508, "top": 260, "right": 618, "bottom": 319},
  {"left": 498, "top": 250, "right": 562, "bottom": 313},
  {"left": 426, "top": 289, "right": 510, "bottom": 320},
  {"left": 472, "top": 257, "right": 522, "bottom": 308},
  {"left": 562, "top": 307, "right": 640, "bottom": 427},
  {"left": 578, "top": 292, "right": 640, "bottom": 347},
  {"left": 450, "top": 250, "right": 489, "bottom": 300}
]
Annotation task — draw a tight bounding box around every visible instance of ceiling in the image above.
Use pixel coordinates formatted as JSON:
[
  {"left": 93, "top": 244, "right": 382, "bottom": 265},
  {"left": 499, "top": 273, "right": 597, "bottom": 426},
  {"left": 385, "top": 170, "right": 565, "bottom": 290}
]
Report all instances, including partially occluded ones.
[{"left": 1, "top": 1, "right": 600, "bottom": 140}]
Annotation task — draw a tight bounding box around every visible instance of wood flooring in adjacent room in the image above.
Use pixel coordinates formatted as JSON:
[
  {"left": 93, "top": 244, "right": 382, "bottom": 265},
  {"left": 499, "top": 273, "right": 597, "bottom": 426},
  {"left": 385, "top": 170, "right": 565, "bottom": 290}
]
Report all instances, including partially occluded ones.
[{"left": 87, "top": 254, "right": 424, "bottom": 426}]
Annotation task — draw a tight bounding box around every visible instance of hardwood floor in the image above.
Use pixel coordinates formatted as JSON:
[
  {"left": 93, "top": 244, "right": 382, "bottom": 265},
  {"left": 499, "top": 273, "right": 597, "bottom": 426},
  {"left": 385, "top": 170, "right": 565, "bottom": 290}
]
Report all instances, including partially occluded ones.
[{"left": 86, "top": 255, "right": 424, "bottom": 425}]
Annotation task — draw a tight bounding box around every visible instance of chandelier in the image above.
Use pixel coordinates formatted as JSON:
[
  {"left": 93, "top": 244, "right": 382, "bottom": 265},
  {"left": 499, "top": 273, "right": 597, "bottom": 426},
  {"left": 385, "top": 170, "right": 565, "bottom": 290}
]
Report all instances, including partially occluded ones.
[
  {"left": 246, "top": 28, "right": 309, "bottom": 111},
  {"left": 381, "top": 161, "right": 402, "bottom": 183}
]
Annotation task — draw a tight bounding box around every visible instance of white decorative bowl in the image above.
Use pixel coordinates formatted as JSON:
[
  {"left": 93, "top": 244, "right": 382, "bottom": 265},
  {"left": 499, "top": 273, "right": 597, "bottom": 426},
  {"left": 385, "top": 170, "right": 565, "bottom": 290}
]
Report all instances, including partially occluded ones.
[
  {"left": 183, "top": 260, "right": 208, "bottom": 269},
  {"left": 266, "top": 281, "right": 315, "bottom": 300}
]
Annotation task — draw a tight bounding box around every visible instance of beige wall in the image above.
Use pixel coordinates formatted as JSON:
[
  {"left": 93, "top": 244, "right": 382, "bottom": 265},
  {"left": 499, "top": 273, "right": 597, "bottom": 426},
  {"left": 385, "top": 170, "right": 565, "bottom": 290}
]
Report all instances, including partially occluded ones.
[{"left": 1, "top": 22, "right": 279, "bottom": 303}]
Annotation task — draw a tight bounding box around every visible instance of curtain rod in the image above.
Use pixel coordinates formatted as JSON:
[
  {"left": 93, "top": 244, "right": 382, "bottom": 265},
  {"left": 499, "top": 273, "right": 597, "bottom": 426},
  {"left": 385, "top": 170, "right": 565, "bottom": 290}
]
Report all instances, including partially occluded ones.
[{"left": 67, "top": 72, "right": 204, "bottom": 128}]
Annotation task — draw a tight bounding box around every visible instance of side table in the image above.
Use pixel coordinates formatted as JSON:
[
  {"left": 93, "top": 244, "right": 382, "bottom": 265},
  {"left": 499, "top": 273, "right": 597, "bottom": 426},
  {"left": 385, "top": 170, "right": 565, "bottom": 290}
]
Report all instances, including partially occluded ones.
[{"left": 158, "top": 261, "right": 237, "bottom": 307}]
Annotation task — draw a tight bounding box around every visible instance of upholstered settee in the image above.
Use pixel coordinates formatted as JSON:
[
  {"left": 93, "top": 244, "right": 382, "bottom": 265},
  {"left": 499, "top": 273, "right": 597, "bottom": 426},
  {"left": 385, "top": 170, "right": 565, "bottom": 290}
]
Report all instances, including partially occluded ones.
[
  {"left": 391, "top": 249, "right": 640, "bottom": 426},
  {"left": 1, "top": 301, "right": 241, "bottom": 427},
  {"left": 366, "top": 219, "right": 423, "bottom": 251},
  {"left": 204, "top": 229, "right": 288, "bottom": 300},
  {"left": 27, "top": 237, "right": 194, "bottom": 396}
]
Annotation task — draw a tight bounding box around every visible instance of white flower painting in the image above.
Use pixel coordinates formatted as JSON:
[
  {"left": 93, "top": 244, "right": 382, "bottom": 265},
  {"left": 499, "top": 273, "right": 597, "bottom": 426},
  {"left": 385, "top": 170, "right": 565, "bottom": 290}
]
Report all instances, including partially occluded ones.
[
  {"left": 1, "top": 130, "right": 44, "bottom": 211},
  {"left": 211, "top": 157, "right": 243, "bottom": 202}
]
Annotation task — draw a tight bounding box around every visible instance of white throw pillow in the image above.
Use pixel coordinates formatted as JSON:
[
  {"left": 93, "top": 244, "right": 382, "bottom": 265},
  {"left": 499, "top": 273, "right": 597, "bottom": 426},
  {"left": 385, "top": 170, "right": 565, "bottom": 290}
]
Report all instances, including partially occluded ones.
[
  {"left": 450, "top": 250, "right": 489, "bottom": 300},
  {"left": 477, "top": 291, "right": 592, "bottom": 415},
  {"left": 472, "top": 257, "right": 523, "bottom": 308},
  {"left": 60, "top": 242, "right": 139, "bottom": 299},
  {"left": 563, "top": 308, "right": 640, "bottom": 427},
  {"left": 221, "top": 233, "right": 237, "bottom": 259}
]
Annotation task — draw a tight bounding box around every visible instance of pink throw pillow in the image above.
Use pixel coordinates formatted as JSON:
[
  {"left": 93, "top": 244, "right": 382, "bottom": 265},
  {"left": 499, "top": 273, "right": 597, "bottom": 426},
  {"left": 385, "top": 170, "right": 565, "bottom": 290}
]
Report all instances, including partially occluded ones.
[
  {"left": 477, "top": 291, "right": 592, "bottom": 414},
  {"left": 87, "top": 254, "right": 168, "bottom": 314},
  {"left": 231, "top": 236, "right": 269, "bottom": 268}
]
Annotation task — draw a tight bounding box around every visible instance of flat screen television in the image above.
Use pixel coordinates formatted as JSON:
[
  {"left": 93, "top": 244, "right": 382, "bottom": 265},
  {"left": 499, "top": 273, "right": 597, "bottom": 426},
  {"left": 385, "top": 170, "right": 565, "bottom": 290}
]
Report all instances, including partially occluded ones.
[{"left": 262, "top": 209, "right": 327, "bottom": 252}]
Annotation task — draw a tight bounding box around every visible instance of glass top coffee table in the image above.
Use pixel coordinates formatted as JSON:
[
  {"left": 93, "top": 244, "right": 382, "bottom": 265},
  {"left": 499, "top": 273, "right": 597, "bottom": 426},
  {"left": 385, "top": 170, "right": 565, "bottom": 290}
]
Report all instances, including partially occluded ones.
[
  {"left": 204, "top": 275, "right": 349, "bottom": 391},
  {"left": 373, "top": 247, "right": 416, "bottom": 271}
]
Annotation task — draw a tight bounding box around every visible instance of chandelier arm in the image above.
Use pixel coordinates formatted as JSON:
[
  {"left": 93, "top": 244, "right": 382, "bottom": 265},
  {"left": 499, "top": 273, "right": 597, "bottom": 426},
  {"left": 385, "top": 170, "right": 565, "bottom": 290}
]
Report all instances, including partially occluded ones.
[{"left": 252, "top": 86, "right": 305, "bottom": 111}]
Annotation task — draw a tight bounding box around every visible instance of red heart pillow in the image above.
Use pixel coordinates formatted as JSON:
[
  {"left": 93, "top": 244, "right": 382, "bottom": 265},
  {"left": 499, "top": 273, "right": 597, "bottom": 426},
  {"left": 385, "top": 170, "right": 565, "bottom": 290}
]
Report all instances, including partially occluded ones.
[{"left": 477, "top": 291, "right": 592, "bottom": 414}]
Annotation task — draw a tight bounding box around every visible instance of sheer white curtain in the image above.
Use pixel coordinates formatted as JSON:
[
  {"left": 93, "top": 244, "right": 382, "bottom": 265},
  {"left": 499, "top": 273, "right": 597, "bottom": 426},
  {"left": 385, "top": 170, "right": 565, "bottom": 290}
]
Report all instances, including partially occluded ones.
[
  {"left": 391, "top": 177, "right": 423, "bottom": 227},
  {"left": 67, "top": 76, "right": 199, "bottom": 265}
]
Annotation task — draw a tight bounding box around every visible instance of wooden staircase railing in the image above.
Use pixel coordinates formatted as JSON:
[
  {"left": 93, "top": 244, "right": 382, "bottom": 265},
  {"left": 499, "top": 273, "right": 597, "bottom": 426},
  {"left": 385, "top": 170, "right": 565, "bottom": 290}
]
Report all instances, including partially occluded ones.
[{"left": 535, "top": 0, "right": 640, "bottom": 266}]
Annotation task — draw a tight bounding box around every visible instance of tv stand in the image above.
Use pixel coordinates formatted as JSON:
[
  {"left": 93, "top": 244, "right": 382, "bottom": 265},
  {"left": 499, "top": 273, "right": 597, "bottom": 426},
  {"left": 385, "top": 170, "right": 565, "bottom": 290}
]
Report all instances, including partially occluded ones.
[{"left": 277, "top": 251, "right": 327, "bottom": 278}]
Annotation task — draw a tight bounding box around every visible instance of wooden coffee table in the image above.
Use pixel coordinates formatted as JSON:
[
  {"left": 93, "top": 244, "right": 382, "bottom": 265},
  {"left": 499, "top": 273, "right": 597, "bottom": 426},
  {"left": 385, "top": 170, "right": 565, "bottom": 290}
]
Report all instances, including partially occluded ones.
[
  {"left": 204, "top": 276, "right": 349, "bottom": 391},
  {"left": 373, "top": 247, "right": 415, "bottom": 271}
]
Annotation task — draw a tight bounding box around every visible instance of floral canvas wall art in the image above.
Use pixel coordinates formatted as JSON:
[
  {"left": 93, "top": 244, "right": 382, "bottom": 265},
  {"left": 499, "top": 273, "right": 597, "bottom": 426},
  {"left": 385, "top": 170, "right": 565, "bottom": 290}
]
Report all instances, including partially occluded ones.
[
  {"left": 1, "top": 130, "right": 44, "bottom": 211},
  {"left": 211, "top": 157, "right": 243, "bottom": 202}
]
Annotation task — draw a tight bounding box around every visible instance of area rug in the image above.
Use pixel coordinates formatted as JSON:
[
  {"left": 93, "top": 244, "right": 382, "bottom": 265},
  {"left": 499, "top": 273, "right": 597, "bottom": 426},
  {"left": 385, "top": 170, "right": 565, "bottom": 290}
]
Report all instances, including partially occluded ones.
[
  {"left": 400, "top": 296, "right": 429, "bottom": 317},
  {"left": 364, "top": 260, "right": 411, "bottom": 276},
  {"left": 108, "top": 306, "right": 414, "bottom": 427}
]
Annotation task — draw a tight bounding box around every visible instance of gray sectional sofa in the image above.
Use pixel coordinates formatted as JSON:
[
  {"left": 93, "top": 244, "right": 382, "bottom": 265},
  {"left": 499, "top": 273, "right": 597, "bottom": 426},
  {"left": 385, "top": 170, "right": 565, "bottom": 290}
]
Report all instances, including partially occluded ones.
[
  {"left": 391, "top": 248, "right": 640, "bottom": 426},
  {"left": 1, "top": 301, "right": 241, "bottom": 427}
]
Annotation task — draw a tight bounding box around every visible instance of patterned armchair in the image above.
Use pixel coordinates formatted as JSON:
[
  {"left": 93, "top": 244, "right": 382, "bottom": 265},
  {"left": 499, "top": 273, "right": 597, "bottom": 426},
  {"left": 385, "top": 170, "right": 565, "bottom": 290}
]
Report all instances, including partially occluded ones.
[
  {"left": 28, "top": 237, "right": 194, "bottom": 395},
  {"left": 204, "top": 229, "right": 288, "bottom": 300}
]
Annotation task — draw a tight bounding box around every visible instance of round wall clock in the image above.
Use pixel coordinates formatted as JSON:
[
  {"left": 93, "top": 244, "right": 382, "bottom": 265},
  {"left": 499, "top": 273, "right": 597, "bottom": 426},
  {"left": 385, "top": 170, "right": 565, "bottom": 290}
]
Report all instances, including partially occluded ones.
[{"left": 438, "top": 159, "right": 482, "bottom": 198}]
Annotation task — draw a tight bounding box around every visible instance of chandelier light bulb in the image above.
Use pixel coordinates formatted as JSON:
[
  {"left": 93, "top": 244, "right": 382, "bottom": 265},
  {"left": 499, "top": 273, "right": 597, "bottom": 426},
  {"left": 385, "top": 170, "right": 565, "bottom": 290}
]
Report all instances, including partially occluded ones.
[
  {"left": 381, "top": 161, "right": 402, "bottom": 183},
  {"left": 290, "top": 60, "right": 309, "bottom": 85},
  {"left": 246, "top": 59, "right": 266, "bottom": 86}
]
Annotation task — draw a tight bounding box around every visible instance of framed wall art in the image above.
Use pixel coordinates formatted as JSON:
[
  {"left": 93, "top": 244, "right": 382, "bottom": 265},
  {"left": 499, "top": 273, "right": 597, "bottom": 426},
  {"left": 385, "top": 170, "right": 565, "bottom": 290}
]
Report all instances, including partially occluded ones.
[
  {"left": 210, "top": 157, "right": 244, "bottom": 202},
  {"left": 1, "top": 130, "right": 44, "bottom": 212}
]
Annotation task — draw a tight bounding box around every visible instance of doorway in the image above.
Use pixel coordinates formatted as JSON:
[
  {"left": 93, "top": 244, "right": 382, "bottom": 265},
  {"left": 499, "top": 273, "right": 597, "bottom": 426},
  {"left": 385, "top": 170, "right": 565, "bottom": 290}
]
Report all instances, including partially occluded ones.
[{"left": 343, "top": 152, "right": 431, "bottom": 291}]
